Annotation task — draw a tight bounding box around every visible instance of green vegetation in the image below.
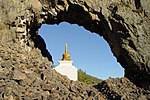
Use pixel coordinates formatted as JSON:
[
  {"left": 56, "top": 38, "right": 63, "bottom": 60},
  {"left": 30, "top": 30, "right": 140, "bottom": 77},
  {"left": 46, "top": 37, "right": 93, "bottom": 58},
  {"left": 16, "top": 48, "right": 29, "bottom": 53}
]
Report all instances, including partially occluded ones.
[{"left": 78, "top": 69, "right": 102, "bottom": 84}]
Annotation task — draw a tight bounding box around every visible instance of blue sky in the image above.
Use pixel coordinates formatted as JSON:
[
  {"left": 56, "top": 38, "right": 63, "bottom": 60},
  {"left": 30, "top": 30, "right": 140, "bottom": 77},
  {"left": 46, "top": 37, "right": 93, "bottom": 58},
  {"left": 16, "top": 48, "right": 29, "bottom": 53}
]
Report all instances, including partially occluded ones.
[{"left": 39, "top": 22, "right": 124, "bottom": 80}]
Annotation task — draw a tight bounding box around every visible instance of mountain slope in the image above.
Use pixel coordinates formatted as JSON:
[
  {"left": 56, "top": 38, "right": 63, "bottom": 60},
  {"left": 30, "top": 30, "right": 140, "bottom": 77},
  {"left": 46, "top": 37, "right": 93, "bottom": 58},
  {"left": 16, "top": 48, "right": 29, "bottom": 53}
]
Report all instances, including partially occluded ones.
[{"left": 78, "top": 69, "right": 102, "bottom": 84}]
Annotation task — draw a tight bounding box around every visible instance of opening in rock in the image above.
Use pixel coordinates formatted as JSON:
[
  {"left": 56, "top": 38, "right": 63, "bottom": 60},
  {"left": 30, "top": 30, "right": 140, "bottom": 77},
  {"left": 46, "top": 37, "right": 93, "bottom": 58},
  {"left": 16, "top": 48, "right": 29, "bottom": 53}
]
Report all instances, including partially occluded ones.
[{"left": 39, "top": 22, "right": 124, "bottom": 80}]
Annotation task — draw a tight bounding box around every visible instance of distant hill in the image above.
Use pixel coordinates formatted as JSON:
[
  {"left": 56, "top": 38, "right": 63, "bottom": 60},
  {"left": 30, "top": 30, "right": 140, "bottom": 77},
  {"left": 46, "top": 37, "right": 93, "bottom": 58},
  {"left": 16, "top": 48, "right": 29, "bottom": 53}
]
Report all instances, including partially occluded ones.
[{"left": 78, "top": 69, "right": 103, "bottom": 84}]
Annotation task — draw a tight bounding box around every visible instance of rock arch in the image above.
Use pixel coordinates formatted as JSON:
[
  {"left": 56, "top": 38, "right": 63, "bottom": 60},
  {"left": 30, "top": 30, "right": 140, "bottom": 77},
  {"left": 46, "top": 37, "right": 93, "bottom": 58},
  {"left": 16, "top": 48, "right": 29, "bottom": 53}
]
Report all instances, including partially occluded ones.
[{"left": 0, "top": 0, "right": 150, "bottom": 88}]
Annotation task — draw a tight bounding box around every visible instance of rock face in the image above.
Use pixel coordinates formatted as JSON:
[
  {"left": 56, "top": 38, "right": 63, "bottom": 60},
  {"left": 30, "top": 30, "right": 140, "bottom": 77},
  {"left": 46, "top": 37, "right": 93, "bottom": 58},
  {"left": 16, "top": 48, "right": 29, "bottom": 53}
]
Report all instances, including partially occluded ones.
[
  {"left": 0, "top": 0, "right": 150, "bottom": 99},
  {"left": 94, "top": 77, "right": 149, "bottom": 100}
]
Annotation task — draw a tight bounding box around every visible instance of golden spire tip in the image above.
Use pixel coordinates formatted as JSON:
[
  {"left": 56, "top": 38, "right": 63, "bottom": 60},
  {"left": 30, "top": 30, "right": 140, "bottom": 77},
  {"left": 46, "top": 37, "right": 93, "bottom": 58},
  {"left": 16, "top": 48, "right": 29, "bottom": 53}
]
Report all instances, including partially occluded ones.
[{"left": 62, "top": 43, "right": 71, "bottom": 61}]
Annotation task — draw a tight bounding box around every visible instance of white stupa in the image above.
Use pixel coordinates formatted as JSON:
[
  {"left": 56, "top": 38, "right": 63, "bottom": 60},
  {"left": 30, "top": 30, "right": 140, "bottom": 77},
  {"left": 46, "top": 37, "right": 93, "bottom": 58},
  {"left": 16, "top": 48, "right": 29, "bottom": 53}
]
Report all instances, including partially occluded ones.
[{"left": 54, "top": 43, "right": 78, "bottom": 81}]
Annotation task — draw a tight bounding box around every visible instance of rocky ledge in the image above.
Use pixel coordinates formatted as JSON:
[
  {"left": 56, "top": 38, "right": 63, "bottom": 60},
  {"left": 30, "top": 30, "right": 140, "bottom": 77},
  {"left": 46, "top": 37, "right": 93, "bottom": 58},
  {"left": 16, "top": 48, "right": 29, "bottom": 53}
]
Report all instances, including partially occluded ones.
[
  {"left": 0, "top": 42, "right": 104, "bottom": 99},
  {"left": 0, "top": 43, "right": 150, "bottom": 99}
]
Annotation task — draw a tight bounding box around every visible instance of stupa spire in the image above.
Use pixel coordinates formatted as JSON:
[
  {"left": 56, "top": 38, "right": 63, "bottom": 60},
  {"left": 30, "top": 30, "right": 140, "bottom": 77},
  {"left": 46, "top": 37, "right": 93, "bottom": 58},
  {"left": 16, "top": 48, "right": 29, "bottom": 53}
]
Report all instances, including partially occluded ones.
[
  {"left": 65, "top": 43, "right": 68, "bottom": 54},
  {"left": 61, "top": 43, "right": 71, "bottom": 61}
]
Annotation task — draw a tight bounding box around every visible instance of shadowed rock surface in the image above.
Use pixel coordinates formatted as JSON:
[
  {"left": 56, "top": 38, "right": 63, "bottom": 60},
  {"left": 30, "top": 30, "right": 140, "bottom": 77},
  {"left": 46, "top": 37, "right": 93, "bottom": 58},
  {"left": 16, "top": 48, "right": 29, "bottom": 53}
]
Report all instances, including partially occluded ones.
[{"left": 0, "top": 0, "right": 150, "bottom": 99}]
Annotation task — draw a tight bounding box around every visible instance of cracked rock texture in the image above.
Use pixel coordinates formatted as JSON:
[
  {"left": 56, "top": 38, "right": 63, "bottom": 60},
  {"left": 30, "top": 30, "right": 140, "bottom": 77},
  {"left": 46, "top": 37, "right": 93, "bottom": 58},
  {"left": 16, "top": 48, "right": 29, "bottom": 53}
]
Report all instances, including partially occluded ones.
[{"left": 0, "top": 0, "right": 150, "bottom": 99}]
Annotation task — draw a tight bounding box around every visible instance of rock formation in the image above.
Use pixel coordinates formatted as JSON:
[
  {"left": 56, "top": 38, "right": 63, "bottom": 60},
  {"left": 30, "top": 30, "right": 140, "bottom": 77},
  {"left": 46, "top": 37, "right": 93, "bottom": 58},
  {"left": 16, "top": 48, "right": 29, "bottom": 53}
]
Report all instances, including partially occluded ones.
[
  {"left": 0, "top": 43, "right": 104, "bottom": 99},
  {"left": 0, "top": 0, "right": 150, "bottom": 99}
]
